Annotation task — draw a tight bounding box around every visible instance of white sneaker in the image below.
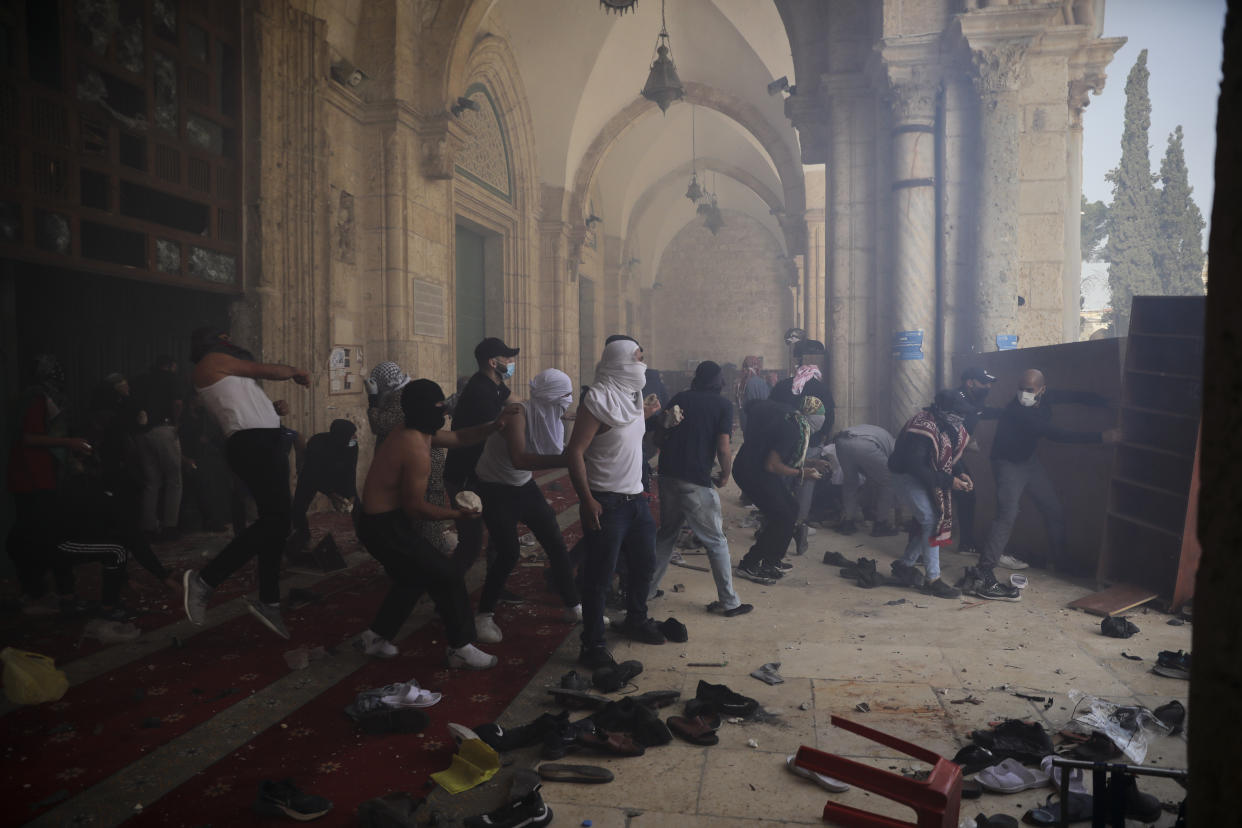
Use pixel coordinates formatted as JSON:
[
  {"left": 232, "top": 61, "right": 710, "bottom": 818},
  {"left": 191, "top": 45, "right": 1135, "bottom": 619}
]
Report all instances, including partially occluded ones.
[
  {"left": 997, "top": 554, "right": 1030, "bottom": 570},
  {"left": 562, "top": 603, "right": 583, "bottom": 624},
  {"left": 805, "top": 526, "right": 818, "bottom": 536},
  {"left": 357, "top": 629, "right": 399, "bottom": 659},
  {"left": 475, "top": 613, "right": 503, "bottom": 643},
  {"left": 447, "top": 643, "right": 498, "bottom": 670}
]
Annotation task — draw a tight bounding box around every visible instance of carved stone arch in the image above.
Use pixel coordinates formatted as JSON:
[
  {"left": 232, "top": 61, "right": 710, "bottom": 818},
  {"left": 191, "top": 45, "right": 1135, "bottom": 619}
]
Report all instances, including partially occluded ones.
[
  {"left": 414, "top": 0, "right": 499, "bottom": 115},
  {"left": 566, "top": 81, "right": 807, "bottom": 259}
]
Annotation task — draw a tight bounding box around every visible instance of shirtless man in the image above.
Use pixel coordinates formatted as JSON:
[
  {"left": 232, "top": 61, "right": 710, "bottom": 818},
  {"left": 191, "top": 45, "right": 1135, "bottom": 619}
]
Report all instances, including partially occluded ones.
[{"left": 354, "top": 378, "right": 507, "bottom": 668}]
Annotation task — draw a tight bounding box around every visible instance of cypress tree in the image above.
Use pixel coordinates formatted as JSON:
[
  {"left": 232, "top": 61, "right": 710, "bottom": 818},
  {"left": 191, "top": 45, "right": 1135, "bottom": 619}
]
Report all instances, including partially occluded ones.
[
  {"left": 1081, "top": 195, "right": 1109, "bottom": 262},
  {"left": 1154, "top": 126, "right": 1206, "bottom": 295},
  {"left": 1104, "top": 49, "right": 1160, "bottom": 334}
]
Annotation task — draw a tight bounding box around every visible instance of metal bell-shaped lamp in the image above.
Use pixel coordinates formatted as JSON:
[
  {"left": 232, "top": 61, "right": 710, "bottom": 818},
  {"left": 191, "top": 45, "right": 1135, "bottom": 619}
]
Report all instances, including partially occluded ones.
[{"left": 641, "top": 0, "right": 684, "bottom": 113}]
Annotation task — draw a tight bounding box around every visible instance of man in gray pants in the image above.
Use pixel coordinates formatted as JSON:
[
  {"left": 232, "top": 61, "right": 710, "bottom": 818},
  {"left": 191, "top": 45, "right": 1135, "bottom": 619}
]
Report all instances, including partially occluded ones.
[
  {"left": 972, "top": 369, "right": 1119, "bottom": 601},
  {"left": 134, "top": 355, "right": 185, "bottom": 540},
  {"left": 833, "top": 424, "right": 898, "bottom": 537}
]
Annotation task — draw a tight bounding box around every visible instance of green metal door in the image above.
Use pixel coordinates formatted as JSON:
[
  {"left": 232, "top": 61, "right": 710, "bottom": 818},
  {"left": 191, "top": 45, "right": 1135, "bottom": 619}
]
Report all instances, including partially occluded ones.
[{"left": 455, "top": 225, "right": 486, "bottom": 378}]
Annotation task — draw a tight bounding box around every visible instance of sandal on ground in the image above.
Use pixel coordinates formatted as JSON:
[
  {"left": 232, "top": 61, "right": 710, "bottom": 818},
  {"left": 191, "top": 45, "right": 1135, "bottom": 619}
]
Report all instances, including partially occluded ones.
[
  {"left": 1023, "top": 792, "right": 1093, "bottom": 825},
  {"left": 976, "top": 758, "right": 1051, "bottom": 794},
  {"left": 537, "top": 763, "right": 614, "bottom": 784},
  {"left": 785, "top": 754, "right": 850, "bottom": 792},
  {"left": 973, "top": 815, "right": 1018, "bottom": 828},
  {"left": 667, "top": 715, "right": 720, "bottom": 746},
  {"left": 574, "top": 729, "right": 645, "bottom": 756},
  {"left": 380, "top": 681, "right": 442, "bottom": 709},
  {"left": 546, "top": 688, "right": 612, "bottom": 710}
]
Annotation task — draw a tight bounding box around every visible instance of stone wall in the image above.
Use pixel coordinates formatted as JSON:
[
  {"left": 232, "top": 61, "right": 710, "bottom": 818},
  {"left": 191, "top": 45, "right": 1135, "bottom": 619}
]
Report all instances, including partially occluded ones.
[{"left": 649, "top": 210, "right": 793, "bottom": 372}]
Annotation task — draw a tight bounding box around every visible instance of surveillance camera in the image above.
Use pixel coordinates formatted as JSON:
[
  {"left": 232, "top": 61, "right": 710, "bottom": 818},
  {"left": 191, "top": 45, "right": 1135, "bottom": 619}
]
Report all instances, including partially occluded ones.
[
  {"left": 451, "top": 96, "right": 481, "bottom": 116},
  {"left": 331, "top": 59, "right": 368, "bottom": 88},
  {"left": 767, "top": 76, "right": 790, "bottom": 96}
]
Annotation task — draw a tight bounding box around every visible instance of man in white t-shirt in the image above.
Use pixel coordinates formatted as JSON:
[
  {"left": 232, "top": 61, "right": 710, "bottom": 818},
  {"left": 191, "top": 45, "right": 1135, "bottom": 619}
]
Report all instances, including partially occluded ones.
[
  {"left": 566, "top": 338, "right": 665, "bottom": 669},
  {"left": 182, "top": 328, "right": 309, "bottom": 639}
]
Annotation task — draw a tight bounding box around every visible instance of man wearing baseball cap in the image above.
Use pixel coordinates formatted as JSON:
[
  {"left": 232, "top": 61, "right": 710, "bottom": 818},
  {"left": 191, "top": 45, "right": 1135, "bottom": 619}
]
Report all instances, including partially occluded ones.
[{"left": 445, "top": 337, "right": 519, "bottom": 576}]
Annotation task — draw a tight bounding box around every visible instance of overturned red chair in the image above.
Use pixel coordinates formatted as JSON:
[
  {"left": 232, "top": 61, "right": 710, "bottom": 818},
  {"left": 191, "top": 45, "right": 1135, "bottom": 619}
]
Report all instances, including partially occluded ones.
[{"left": 794, "top": 716, "right": 962, "bottom": 828}]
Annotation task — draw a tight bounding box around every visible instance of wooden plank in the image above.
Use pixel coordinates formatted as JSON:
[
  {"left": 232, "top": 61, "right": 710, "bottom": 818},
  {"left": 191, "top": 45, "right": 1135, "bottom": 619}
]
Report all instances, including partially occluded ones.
[{"left": 1068, "top": 583, "right": 1160, "bottom": 617}]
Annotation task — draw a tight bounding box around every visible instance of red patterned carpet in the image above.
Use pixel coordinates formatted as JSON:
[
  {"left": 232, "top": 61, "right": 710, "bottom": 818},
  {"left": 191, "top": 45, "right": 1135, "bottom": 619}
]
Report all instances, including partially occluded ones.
[{"left": 2, "top": 473, "right": 595, "bottom": 826}]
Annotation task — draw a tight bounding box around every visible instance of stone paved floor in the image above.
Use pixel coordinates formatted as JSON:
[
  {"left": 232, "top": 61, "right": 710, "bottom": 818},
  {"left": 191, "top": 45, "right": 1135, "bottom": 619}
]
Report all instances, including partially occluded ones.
[{"left": 449, "top": 480, "right": 1191, "bottom": 828}]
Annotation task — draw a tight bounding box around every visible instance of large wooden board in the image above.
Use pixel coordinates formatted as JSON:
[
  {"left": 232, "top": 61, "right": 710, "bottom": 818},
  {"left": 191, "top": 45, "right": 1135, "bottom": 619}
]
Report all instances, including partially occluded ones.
[{"left": 1067, "top": 583, "right": 1160, "bottom": 617}]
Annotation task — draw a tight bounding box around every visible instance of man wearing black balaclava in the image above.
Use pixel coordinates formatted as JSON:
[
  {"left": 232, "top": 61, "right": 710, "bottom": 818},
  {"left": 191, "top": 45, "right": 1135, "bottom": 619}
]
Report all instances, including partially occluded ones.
[
  {"left": 352, "top": 379, "right": 507, "bottom": 668},
  {"left": 950, "top": 367, "right": 1002, "bottom": 555},
  {"left": 287, "top": 419, "right": 360, "bottom": 552},
  {"left": 181, "top": 327, "right": 310, "bottom": 639}
]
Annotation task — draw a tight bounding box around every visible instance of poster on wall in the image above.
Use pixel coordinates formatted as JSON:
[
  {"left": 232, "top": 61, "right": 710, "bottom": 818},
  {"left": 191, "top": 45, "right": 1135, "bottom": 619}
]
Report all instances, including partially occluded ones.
[{"left": 329, "top": 346, "right": 362, "bottom": 394}]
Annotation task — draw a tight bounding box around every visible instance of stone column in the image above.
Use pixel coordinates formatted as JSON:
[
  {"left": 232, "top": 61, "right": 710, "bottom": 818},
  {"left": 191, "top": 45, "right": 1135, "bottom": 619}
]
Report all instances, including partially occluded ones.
[
  {"left": 1064, "top": 82, "right": 1089, "bottom": 342},
  {"left": 886, "top": 76, "right": 939, "bottom": 428},
  {"left": 969, "top": 42, "right": 1027, "bottom": 354}
]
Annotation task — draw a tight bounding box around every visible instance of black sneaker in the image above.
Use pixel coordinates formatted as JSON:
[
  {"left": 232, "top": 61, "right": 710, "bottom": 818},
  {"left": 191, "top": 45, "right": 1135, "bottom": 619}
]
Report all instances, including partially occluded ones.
[
  {"left": 1153, "top": 650, "right": 1191, "bottom": 680},
  {"left": 578, "top": 645, "right": 617, "bottom": 670},
  {"left": 619, "top": 618, "right": 665, "bottom": 645},
  {"left": 921, "top": 578, "right": 962, "bottom": 599},
  {"left": 498, "top": 589, "right": 525, "bottom": 605},
  {"left": 464, "top": 785, "right": 553, "bottom": 828},
  {"left": 253, "top": 779, "right": 333, "bottom": 821},
  {"left": 736, "top": 562, "right": 776, "bottom": 585},
  {"left": 835, "top": 519, "right": 858, "bottom": 535},
  {"left": 822, "top": 549, "right": 851, "bottom": 567},
  {"left": 757, "top": 563, "right": 786, "bottom": 580},
  {"left": 974, "top": 578, "right": 1021, "bottom": 602},
  {"left": 771, "top": 559, "right": 794, "bottom": 571},
  {"left": 890, "top": 560, "right": 926, "bottom": 589}
]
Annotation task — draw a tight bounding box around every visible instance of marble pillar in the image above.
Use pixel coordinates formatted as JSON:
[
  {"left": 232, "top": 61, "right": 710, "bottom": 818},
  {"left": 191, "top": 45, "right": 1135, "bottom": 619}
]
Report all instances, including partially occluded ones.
[
  {"left": 887, "top": 77, "right": 940, "bottom": 428},
  {"left": 969, "top": 42, "right": 1027, "bottom": 354}
]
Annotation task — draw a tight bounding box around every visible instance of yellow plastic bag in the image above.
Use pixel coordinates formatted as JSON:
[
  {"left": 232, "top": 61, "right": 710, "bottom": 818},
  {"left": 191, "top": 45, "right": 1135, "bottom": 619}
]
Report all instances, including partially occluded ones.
[{"left": 1, "top": 647, "right": 69, "bottom": 705}]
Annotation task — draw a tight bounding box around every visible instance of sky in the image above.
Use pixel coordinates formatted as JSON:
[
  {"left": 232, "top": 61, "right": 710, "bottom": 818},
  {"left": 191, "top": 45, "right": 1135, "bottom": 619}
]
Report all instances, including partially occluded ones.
[{"left": 1080, "top": 0, "right": 1225, "bottom": 307}]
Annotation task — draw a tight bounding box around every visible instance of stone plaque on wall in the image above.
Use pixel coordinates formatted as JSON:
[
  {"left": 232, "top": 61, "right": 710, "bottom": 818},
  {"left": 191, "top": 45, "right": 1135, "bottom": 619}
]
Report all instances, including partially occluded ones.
[{"left": 413, "top": 279, "right": 447, "bottom": 339}]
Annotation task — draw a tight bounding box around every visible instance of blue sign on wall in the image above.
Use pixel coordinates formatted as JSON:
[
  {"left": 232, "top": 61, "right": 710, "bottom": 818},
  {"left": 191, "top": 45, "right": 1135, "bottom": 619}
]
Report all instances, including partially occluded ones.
[
  {"left": 892, "top": 345, "right": 924, "bottom": 361},
  {"left": 894, "top": 330, "right": 924, "bottom": 347},
  {"left": 996, "top": 334, "right": 1018, "bottom": 351}
]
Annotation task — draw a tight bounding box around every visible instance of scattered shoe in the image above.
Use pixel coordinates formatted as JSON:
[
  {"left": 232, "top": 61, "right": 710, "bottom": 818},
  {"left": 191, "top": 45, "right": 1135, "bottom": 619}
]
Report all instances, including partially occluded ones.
[
  {"left": 474, "top": 711, "right": 569, "bottom": 752},
  {"left": 786, "top": 754, "right": 850, "bottom": 792},
  {"left": 667, "top": 714, "right": 720, "bottom": 746},
  {"left": 1041, "top": 755, "right": 1088, "bottom": 795},
  {"left": 997, "top": 553, "right": 1029, "bottom": 570},
  {"left": 560, "top": 670, "right": 592, "bottom": 692},
  {"left": 695, "top": 679, "right": 759, "bottom": 718},
  {"left": 970, "top": 719, "right": 1054, "bottom": 765},
  {"left": 974, "top": 577, "right": 1022, "bottom": 602},
  {"left": 630, "top": 689, "right": 681, "bottom": 709},
  {"left": 1153, "top": 650, "right": 1191, "bottom": 680},
  {"left": 976, "top": 757, "right": 1051, "bottom": 793},
  {"left": 619, "top": 618, "right": 665, "bottom": 645},
  {"left": 475, "top": 613, "right": 503, "bottom": 644},
  {"left": 592, "top": 660, "right": 644, "bottom": 693},
  {"left": 245, "top": 597, "right": 291, "bottom": 640},
  {"left": 835, "top": 519, "right": 858, "bottom": 535},
  {"left": 1118, "top": 774, "right": 1162, "bottom": 822},
  {"left": 749, "top": 661, "right": 785, "bottom": 686},
  {"left": 537, "top": 763, "right": 614, "bottom": 784},
  {"left": 757, "top": 562, "right": 786, "bottom": 580},
  {"left": 562, "top": 603, "right": 583, "bottom": 624},
  {"left": 357, "top": 629, "right": 399, "bottom": 659},
  {"left": 589, "top": 697, "right": 673, "bottom": 747},
  {"left": 771, "top": 559, "right": 794, "bottom": 571},
  {"left": 1153, "top": 700, "right": 1186, "bottom": 735},
  {"left": 1100, "top": 615, "right": 1140, "bottom": 638},
  {"left": 891, "top": 560, "right": 926, "bottom": 589},
  {"left": 736, "top": 563, "right": 776, "bottom": 585},
  {"left": 253, "top": 779, "right": 333, "bottom": 821},
  {"left": 380, "top": 681, "right": 441, "bottom": 709},
  {"left": 447, "top": 644, "right": 498, "bottom": 670},
  {"left": 950, "top": 745, "right": 996, "bottom": 775},
  {"left": 921, "top": 578, "right": 962, "bottom": 599},
  {"left": 870, "top": 521, "right": 899, "bottom": 537},
  {"left": 183, "top": 569, "right": 211, "bottom": 626},
  {"left": 706, "top": 601, "right": 753, "bottom": 617},
  {"left": 657, "top": 617, "right": 688, "bottom": 643},
  {"left": 578, "top": 645, "right": 617, "bottom": 670},
  {"left": 821, "top": 550, "right": 851, "bottom": 567},
  {"left": 1024, "top": 792, "right": 1094, "bottom": 826},
  {"left": 463, "top": 785, "right": 552, "bottom": 828}
]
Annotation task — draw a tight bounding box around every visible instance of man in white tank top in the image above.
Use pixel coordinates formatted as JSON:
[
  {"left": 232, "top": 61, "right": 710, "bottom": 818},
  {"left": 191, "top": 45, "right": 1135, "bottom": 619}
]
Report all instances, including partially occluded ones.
[
  {"left": 181, "top": 328, "right": 310, "bottom": 639},
  {"left": 566, "top": 338, "right": 667, "bottom": 669}
]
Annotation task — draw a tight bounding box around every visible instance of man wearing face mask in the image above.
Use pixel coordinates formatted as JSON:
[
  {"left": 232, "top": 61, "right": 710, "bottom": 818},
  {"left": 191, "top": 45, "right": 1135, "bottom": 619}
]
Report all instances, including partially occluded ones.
[
  {"left": 567, "top": 338, "right": 666, "bottom": 669},
  {"left": 445, "top": 337, "right": 519, "bottom": 578},
  {"left": 971, "top": 368, "right": 1120, "bottom": 601},
  {"left": 287, "top": 419, "right": 359, "bottom": 552}
]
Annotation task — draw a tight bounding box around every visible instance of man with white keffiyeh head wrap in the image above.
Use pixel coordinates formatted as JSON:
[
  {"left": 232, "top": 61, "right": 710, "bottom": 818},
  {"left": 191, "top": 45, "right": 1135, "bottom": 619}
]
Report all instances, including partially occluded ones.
[
  {"left": 526, "top": 369, "right": 573, "bottom": 455},
  {"left": 566, "top": 338, "right": 667, "bottom": 667}
]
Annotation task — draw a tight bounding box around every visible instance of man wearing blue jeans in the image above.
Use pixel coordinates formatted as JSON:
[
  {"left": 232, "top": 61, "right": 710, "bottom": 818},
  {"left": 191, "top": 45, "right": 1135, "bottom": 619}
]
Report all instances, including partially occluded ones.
[
  {"left": 567, "top": 338, "right": 667, "bottom": 669},
  {"left": 886, "top": 391, "right": 974, "bottom": 599},
  {"left": 649, "top": 361, "right": 751, "bottom": 617}
]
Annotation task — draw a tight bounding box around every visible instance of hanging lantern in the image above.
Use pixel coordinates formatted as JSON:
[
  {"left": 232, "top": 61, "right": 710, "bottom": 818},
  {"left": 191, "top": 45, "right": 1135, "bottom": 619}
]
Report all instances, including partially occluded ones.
[
  {"left": 600, "top": 0, "right": 638, "bottom": 14},
  {"left": 704, "top": 203, "right": 725, "bottom": 235},
  {"left": 685, "top": 173, "right": 702, "bottom": 202},
  {"left": 641, "top": 0, "right": 684, "bottom": 113}
]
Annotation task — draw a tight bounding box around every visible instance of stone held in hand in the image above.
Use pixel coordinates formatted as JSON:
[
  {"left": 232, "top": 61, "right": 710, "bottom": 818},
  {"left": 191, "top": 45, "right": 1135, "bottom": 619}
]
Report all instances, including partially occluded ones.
[{"left": 455, "top": 491, "right": 483, "bottom": 512}]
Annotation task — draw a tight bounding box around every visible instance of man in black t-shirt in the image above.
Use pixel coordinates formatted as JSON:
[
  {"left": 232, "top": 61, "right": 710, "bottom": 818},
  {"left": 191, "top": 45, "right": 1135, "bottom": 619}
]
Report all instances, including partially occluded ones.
[
  {"left": 732, "top": 399, "right": 828, "bottom": 583},
  {"left": 444, "top": 337, "right": 517, "bottom": 578},
  {"left": 649, "top": 362, "right": 751, "bottom": 616}
]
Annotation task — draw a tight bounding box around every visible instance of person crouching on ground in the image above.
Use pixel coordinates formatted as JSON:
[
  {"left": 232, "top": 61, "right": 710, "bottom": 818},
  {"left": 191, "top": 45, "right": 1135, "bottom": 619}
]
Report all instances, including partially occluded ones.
[
  {"left": 353, "top": 379, "right": 503, "bottom": 669},
  {"left": 886, "top": 390, "right": 974, "bottom": 599}
]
